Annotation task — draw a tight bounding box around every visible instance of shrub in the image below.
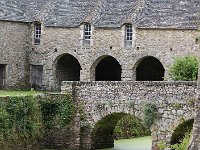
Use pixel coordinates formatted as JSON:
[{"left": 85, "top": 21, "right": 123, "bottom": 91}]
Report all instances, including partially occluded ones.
[
  {"left": 171, "top": 131, "right": 191, "bottom": 150},
  {"left": 114, "top": 115, "right": 149, "bottom": 139},
  {"left": 157, "top": 141, "right": 167, "bottom": 150},
  {"left": 0, "top": 94, "right": 75, "bottom": 149},
  {"left": 143, "top": 103, "right": 157, "bottom": 129},
  {"left": 40, "top": 94, "right": 75, "bottom": 129},
  {"left": 169, "top": 56, "right": 199, "bottom": 81}
]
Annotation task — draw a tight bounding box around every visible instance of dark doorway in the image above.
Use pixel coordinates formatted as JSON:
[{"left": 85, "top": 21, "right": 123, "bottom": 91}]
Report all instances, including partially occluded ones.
[
  {"left": 56, "top": 54, "right": 81, "bottom": 85},
  {"left": 95, "top": 56, "right": 121, "bottom": 81},
  {"left": 0, "top": 65, "right": 6, "bottom": 90},
  {"left": 31, "top": 65, "right": 43, "bottom": 90},
  {"left": 136, "top": 56, "right": 165, "bottom": 81}
]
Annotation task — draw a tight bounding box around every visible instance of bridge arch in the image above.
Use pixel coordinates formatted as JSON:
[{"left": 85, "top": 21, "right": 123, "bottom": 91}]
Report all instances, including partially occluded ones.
[
  {"left": 170, "top": 118, "right": 194, "bottom": 145},
  {"left": 91, "top": 112, "right": 150, "bottom": 149},
  {"left": 54, "top": 53, "right": 82, "bottom": 88},
  {"left": 134, "top": 56, "right": 165, "bottom": 81},
  {"left": 90, "top": 55, "right": 122, "bottom": 81}
]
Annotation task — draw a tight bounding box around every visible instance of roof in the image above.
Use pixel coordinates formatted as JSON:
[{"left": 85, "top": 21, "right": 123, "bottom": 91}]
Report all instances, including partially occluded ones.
[{"left": 0, "top": 0, "right": 199, "bottom": 29}]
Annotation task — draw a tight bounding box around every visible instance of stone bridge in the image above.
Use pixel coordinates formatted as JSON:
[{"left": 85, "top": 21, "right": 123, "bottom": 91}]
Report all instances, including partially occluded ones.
[{"left": 61, "top": 81, "right": 197, "bottom": 150}]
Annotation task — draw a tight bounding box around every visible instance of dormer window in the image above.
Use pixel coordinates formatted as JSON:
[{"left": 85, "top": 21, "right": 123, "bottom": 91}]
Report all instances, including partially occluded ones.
[
  {"left": 34, "top": 23, "right": 41, "bottom": 45},
  {"left": 125, "top": 24, "right": 132, "bottom": 48},
  {"left": 83, "top": 24, "right": 91, "bottom": 46}
]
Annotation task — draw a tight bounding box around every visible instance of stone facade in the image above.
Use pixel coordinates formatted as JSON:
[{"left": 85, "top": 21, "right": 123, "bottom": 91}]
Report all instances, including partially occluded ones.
[
  {"left": 0, "top": 20, "right": 199, "bottom": 90},
  {"left": 188, "top": 71, "right": 200, "bottom": 150},
  {"left": 62, "top": 81, "right": 197, "bottom": 149},
  {"left": 0, "top": 20, "right": 30, "bottom": 89},
  {"left": 0, "top": 0, "right": 199, "bottom": 90},
  {"left": 0, "top": 1, "right": 200, "bottom": 148},
  {"left": 30, "top": 26, "right": 200, "bottom": 90}
]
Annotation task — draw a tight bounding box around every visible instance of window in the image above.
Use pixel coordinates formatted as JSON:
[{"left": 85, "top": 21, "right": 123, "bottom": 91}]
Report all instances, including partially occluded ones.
[
  {"left": 195, "top": 38, "right": 199, "bottom": 44},
  {"left": 83, "top": 24, "right": 91, "bottom": 46},
  {"left": 34, "top": 24, "right": 41, "bottom": 45},
  {"left": 125, "top": 24, "right": 132, "bottom": 48}
]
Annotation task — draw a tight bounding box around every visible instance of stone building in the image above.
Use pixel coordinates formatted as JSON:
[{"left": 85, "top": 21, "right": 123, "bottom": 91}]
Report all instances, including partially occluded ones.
[{"left": 0, "top": 0, "right": 199, "bottom": 90}]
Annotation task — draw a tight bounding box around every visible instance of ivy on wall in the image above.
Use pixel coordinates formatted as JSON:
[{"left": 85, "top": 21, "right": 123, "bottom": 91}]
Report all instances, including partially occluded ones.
[
  {"left": 0, "top": 94, "right": 75, "bottom": 149},
  {"left": 40, "top": 94, "right": 75, "bottom": 129},
  {"left": 143, "top": 103, "right": 158, "bottom": 129}
]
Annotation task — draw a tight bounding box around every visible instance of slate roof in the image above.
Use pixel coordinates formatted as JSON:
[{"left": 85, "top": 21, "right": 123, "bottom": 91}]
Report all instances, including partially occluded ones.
[{"left": 0, "top": 0, "right": 199, "bottom": 29}]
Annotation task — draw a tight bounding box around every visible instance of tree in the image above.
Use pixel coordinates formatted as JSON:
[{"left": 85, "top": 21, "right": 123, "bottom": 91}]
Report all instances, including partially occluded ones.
[{"left": 169, "top": 56, "right": 199, "bottom": 81}]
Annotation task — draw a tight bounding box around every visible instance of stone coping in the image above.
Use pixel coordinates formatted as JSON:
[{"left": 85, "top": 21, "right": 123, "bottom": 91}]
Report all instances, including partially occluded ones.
[{"left": 62, "top": 81, "right": 197, "bottom": 86}]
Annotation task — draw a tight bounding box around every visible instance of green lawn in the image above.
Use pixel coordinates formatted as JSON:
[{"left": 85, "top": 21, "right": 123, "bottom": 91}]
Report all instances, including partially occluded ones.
[
  {"left": 101, "top": 136, "right": 152, "bottom": 150},
  {"left": 43, "top": 136, "right": 152, "bottom": 150},
  {"left": 0, "top": 90, "right": 43, "bottom": 97}
]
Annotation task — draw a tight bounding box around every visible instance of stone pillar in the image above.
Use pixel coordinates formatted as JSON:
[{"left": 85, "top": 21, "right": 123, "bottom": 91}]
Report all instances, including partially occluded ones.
[
  {"left": 188, "top": 70, "right": 200, "bottom": 150},
  {"left": 80, "top": 67, "right": 90, "bottom": 81},
  {"left": 121, "top": 65, "right": 132, "bottom": 81}
]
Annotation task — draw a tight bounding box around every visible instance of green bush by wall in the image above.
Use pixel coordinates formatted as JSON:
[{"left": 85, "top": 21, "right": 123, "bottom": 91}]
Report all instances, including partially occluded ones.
[
  {"left": 0, "top": 94, "right": 75, "bottom": 150},
  {"left": 169, "top": 56, "right": 199, "bottom": 81},
  {"left": 114, "top": 115, "right": 150, "bottom": 139}
]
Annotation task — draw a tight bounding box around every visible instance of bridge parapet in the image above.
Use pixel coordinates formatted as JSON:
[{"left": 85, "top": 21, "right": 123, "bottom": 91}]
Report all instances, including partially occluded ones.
[{"left": 61, "top": 81, "right": 197, "bottom": 150}]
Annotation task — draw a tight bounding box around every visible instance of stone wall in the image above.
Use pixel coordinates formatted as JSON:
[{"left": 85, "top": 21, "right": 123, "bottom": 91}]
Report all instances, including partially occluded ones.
[
  {"left": 0, "top": 20, "right": 30, "bottom": 89},
  {"left": 62, "top": 81, "right": 197, "bottom": 149},
  {"left": 188, "top": 71, "right": 200, "bottom": 150},
  {"left": 29, "top": 25, "right": 199, "bottom": 90}
]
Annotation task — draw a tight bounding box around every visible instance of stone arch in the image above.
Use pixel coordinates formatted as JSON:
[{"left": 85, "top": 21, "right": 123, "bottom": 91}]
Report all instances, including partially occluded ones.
[
  {"left": 54, "top": 53, "right": 82, "bottom": 89},
  {"left": 133, "top": 56, "right": 165, "bottom": 81},
  {"left": 170, "top": 118, "right": 194, "bottom": 145},
  {"left": 91, "top": 112, "right": 150, "bottom": 149},
  {"left": 90, "top": 55, "right": 122, "bottom": 81}
]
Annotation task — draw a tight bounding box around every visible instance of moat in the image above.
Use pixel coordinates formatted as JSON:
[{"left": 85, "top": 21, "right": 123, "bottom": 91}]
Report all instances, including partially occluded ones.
[{"left": 99, "top": 136, "right": 152, "bottom": 150}]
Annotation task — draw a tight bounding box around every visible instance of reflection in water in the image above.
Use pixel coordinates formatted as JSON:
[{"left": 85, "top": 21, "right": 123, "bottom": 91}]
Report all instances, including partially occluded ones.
[{"left": 98, "top": 136, "right": 152, "bottom": 150}]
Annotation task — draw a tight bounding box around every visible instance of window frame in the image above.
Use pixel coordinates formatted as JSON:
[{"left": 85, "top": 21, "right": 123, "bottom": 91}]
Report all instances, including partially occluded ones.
[
  {"left": 83, "top": 23, "right": 92, "bottom": 46},
  {"left": 125, "top": 24, "right": 133, "bottom": 48},
  {"left": 34, "top": 23, "right": 41, "bottom": 45}
]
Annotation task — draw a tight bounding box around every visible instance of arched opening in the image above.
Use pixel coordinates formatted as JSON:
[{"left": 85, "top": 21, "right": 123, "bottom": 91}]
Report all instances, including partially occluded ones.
[
  {"left": 95, "top": 56, "right": 121, "bottom": 81},
  {"left": 92, "top": 113, "right": 151, "bottom": 149},
  {"left": 55, "top": 54, "right": 81, "bottom": 86},
  {"left": 170, "top": 119, "right": 194, "bottom": 145},
  {"left": 136, "top": 56, "right": 165, "bottom": 81}
]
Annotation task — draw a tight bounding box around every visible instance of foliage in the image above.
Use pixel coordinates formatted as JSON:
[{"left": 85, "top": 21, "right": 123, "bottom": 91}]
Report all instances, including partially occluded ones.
[
  {"left": 114, "top": 115, "right": 149, "bottom": 139},
  {"left": 169, "top": 55, "right": 199, "bottom": 81},
  {"left": 143, "top": 103, "right": 157, "bottom": 129},
  {"left": 157, "top": 131, "right": 191, "bottom": 150},
  {"left": 0, "top": 94, "right": 75, "bottom": 149},
  {"left": 157, "top": 141, "right": 167, "bottom": 150},
  {"left": 171, "top": 131, "right": 191, "bottom": 150},
  {"left": 40, "top": 94, "right": 75, "bottom": 129},
  {"left": 0, "top": 96, "right": 41, "bottom": 140},
  {"left": 170, "top": 119, "right": 194, "bottom": 145}
]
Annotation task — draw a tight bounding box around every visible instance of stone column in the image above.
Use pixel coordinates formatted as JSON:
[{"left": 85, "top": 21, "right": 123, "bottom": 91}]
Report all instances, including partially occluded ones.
[
  {"left": 121, "top": 63, "right": 133, "bottom": 81},
  {"left": 188, "top": 70, "right": 200, "bottom": 150},
  {"left": 80, "top": 67, "right": 90, "bottom": 81}
]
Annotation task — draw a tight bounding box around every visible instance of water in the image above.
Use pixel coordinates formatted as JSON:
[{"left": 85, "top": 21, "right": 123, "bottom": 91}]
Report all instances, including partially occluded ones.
[{"left": 98, "top": 136, "right": 152, "bottom": 150}]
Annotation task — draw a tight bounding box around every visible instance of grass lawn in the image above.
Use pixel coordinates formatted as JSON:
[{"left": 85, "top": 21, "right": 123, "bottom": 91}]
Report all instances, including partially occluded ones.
[
  {"left": 43, "top": 136, "right": 152, "bottom": 150},
  {"left": 101, "top": 136, "right": 152, "bottom": 150},
  {"left": 0, "top": 90, "right": 43, "bottom": 97}
]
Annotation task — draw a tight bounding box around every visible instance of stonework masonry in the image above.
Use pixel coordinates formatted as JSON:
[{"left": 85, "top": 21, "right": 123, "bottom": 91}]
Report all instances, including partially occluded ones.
[
  {"left": 0, "top": 0, "right": 200, "bottom": 149},
  {"left": 0, "top": 0, "right": 199, "bottom": 90},
  {"left": 0, "top": 21, "right": 30, "bottom": 89},
  {"left": 62, "top": 81, "right": 197, "bottom": 149},
  {"left": 31, "top": 26, "right": 200, "bottom": 90}
]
